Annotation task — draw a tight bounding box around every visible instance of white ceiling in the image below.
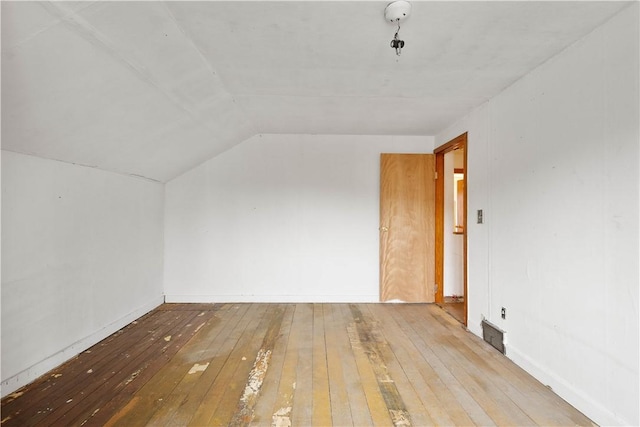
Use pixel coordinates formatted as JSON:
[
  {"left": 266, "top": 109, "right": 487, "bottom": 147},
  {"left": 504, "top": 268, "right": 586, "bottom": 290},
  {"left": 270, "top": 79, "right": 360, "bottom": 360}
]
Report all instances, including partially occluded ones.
[{"left": 1, "top": 1, "right": 630, "bottom": 182}]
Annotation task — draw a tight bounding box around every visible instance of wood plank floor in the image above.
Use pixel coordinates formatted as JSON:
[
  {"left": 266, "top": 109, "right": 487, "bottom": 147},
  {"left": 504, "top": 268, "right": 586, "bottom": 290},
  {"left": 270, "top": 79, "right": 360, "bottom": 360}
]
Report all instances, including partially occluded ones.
[
  {"left": 441, "top": 302, "right": 465, "bottom": 325},
  {"left": 1, "top": 303, "right": 595, "bottom": 426}
]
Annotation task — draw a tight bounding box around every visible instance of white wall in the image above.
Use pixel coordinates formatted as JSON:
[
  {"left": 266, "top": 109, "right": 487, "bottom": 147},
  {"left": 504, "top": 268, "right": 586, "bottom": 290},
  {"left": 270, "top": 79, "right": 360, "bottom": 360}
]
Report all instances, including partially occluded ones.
[
  {"left": 164, "top": 134, "right": 433, "bottom": 303},
  {"left": 436, "top": 4, "right": 639, "bottom": 426},
  {"left": 1, "top": 151, "right": 165, "bottom": 396}
]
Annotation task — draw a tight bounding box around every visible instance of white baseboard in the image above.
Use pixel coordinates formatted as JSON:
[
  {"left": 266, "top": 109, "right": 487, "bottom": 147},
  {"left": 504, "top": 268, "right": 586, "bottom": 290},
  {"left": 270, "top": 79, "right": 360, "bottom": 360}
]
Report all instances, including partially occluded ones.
[
  {"left": 507, "top": 345, "right": 626, "bottom": 427},
  {"left": 164, "top": 294, "right": 380, "bottom": 303},
  {"left": 0, "top": 295, "right": 165, "bottom": 398}
]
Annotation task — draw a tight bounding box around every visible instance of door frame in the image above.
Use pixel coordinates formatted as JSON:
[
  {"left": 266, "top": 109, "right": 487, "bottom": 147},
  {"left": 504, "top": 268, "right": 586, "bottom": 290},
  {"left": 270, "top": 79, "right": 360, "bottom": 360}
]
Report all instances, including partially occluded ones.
[{"left": 434, "top": 133, "right": 468, "bottom": 325}]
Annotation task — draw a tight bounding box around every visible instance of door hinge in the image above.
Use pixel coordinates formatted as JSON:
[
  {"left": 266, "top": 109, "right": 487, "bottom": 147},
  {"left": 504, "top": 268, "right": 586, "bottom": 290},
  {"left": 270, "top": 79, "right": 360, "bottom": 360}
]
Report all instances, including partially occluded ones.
[
  {"left": 435, "top": 171, "right": 438, "bottom": 180},
  {"left": 434, "top": 283, "right": 439, "bottom": 294}
]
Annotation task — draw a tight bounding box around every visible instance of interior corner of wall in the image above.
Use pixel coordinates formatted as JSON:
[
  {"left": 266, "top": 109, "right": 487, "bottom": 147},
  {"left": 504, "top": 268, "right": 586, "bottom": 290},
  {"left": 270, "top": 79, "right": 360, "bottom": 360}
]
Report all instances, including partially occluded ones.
[{"left": 0, "top": 295, "right": 164, "bottom": 398}]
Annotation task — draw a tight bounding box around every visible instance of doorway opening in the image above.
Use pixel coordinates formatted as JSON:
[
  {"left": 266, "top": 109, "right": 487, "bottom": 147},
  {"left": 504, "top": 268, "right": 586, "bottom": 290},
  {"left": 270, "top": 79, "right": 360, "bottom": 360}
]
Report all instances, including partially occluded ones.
[{"left": 435, "top": 133, "right": 467, "bottom": 325}]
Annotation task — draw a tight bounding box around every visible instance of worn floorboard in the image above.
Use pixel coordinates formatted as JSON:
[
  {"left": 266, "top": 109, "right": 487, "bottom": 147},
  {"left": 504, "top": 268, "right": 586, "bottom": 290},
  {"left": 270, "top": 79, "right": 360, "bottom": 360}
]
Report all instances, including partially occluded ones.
[{"left": 2, "top": 303, "right": 595, "bottom": 427}]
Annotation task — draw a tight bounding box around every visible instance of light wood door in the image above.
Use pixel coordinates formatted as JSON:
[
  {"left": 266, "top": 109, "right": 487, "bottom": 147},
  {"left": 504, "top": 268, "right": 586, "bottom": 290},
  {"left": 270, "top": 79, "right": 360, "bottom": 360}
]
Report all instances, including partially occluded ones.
[{"left": 380, "top": 154, "right": 436, "bottom": 302}]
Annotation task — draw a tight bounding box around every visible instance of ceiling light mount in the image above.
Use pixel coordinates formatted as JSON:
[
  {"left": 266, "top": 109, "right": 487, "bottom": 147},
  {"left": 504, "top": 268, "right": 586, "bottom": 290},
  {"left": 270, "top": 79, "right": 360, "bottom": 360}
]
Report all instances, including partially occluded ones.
[
  {"left": 385, "top": 1, "right": 411, "bottom": 56},
  {"left": 384, "top": 0, "right": 411, "bottom": 23}
]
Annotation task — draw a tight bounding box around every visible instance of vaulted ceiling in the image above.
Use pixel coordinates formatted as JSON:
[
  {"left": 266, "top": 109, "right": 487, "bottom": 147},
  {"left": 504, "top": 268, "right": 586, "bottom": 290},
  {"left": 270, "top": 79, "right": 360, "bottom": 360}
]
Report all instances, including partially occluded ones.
[{"left": 1, "top": 1, "right": 630, "bottom": 182}]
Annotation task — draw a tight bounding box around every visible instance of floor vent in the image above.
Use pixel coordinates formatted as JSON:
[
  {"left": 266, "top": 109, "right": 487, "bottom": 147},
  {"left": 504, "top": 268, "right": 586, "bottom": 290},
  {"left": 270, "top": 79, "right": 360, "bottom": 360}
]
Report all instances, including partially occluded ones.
[{"left": 482, "top": 319, "right": 505, "bottom": 354}]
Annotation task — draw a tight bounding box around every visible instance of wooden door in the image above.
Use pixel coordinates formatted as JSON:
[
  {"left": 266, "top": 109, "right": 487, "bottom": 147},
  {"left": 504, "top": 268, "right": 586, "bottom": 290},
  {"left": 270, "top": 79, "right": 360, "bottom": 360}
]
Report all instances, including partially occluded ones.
[{"left": 380, "top": 154, "right": 436, "bottom": 302}]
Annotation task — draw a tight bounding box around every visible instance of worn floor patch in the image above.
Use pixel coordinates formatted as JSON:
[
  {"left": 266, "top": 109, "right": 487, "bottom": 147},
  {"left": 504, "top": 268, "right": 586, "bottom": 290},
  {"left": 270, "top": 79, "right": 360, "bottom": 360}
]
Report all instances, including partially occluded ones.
[
  {"left": 240, "top": 348, "right": 272, "bottom": 405},
  {"left": 229, "top": 307, "right": 286, "bottom": 427},
  {"left": 349, "top": 304, "right": 412, "bottom": 427},
  {"left": 272, "top": 406, "right": 292, "bottom": 427},
  {"left": 188, "top": 362, "right": 209, "bottom": 375}
]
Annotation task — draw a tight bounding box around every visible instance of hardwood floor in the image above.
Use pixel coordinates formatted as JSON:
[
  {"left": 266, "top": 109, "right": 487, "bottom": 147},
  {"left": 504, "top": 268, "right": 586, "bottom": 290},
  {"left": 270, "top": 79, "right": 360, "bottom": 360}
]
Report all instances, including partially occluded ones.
[
  {"left": 1, "top": 303, "right": 594, "bottom": 426},
  {"left": 441, "top": 302, "right": 465, "bottom": 324}
]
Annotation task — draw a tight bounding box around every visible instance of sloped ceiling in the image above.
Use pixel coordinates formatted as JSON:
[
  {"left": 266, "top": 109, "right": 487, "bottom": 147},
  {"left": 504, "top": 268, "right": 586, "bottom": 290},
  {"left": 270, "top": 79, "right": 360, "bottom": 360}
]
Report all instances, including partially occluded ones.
[{"left": 1, "top": 1, "right": 630, "bottom": 182}]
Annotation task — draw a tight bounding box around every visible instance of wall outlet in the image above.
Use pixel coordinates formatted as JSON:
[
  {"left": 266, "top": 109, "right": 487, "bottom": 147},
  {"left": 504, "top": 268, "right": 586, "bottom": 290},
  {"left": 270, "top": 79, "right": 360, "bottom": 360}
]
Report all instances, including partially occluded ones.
[{"left": 501, "top": 307, "right": 506, "bottom": 319}]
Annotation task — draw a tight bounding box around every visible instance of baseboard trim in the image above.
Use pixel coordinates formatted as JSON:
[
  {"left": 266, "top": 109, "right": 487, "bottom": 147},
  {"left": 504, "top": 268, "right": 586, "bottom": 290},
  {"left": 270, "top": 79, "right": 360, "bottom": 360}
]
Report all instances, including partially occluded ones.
[
  {"left": 0, "top": 295, "right": 165, "bottom": 398},
  {"left": 164, "top": 294, "right": 380, "bottom": 303},
  {"left": 507, "top": 345, "right": 626, "bottom": 426}
]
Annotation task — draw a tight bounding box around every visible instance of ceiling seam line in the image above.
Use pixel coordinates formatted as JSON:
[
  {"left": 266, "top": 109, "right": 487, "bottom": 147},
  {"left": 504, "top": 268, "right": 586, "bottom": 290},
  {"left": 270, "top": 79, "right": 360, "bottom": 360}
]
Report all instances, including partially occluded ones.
[
  {"left": 38, "top": 1, "right": 245, "bottom": 139},
  {"left": 160, "top": 1, "right": 259, "bottom": 136}
]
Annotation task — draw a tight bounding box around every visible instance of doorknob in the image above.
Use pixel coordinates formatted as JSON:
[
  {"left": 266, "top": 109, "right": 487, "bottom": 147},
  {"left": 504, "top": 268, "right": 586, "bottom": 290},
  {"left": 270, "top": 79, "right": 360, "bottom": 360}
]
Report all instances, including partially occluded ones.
[{"left": 380, "top": 226, "right": 389, "bottom": 232}]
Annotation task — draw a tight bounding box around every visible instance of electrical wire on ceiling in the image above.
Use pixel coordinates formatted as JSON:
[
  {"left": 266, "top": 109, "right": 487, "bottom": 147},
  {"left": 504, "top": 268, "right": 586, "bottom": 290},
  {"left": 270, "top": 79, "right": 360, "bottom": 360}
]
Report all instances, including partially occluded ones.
[{"left": 390, "top": 20, "right": 404, "bottom": 56}]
